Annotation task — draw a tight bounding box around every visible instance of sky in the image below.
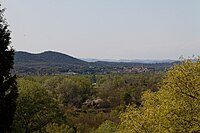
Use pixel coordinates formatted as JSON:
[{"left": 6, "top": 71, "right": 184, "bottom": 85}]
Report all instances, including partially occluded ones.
[{"left": 1, "top": 0, "right": 200, "bottom": 59}]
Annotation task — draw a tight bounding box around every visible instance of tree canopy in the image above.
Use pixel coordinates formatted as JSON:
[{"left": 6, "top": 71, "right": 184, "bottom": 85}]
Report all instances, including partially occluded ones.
[
  {"left": 119, "top": 58, "right": 200, "bottom": 133},
  {"left": 12, "top": 79, "right": 66, "bottom": 133}
]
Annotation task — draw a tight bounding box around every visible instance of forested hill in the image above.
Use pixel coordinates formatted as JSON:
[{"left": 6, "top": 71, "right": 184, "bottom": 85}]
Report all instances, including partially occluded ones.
[
  {"left": 14, "top": 51, "right": 179, "bottom": 75},
  {"left": 14, "top": 51, "right": 87, "bottom": 65}
]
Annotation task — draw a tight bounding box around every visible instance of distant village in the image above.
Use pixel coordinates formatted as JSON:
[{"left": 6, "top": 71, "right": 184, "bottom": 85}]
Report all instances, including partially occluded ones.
[
  {"left": 64, "top": 65, "right": 153, "bottom": 75},
  {"left": 14, "top": 64, "right": 155, "bottom": 76},
  {"left": 115, "top": 65, "right": 153, "bottom": 74}
]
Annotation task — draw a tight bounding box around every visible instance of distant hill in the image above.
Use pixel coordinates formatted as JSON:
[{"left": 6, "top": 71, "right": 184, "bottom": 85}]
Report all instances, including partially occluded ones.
[
  {"left": 13, "top": 51, "right": 179, "bottom": 75},
  {"left": 81, "top": 58, "right": 177, "bottom": 64},
  {"left": 15, "top": 51, "right": 87, "bottom": 65}
]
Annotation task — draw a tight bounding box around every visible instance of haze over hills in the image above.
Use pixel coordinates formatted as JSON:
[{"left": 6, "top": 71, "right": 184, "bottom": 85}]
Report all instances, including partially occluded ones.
[
  {"left": 15, "top": 51, "right": 178, "bottom": 64},
  {"left": 81, "top": 58, "right": 177, "bottom": 64},
  {"left": 14, "top": 51, "right": 180, "bottom": 75}
]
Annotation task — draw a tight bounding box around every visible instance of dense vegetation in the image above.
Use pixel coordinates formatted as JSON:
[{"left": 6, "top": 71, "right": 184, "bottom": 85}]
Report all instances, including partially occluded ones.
[
  {"left": 119, "top": 58, "right": 200, "bottom": 132},
  {"left": 10, "top": 57, "right": 200, "bottom": 133},
  {"left": 11, "top": 71, "right": 162, "bottom": 132}
]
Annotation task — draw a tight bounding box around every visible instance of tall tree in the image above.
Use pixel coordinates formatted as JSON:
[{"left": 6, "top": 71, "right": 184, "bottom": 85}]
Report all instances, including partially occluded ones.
[{"left": 0, "top": 4, "right": 18, "bottom": 132}]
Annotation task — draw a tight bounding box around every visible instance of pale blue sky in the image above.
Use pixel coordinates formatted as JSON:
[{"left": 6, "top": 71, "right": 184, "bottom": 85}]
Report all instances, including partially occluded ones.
[{"left": 2, "top": 0, "right": 200, "bottom": 59}]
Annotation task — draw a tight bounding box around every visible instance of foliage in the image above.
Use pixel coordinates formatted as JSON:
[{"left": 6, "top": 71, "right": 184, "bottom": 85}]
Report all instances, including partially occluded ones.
[
  {"left": 96, "top": 73, "right": 161, "bottom": 107},
  {"left": 119, "top": 58, "right": 200, "bottom": 133},
  {"left": 93, "top": 120, "right": 117, "bottom": 133},
  {"left": 66, "top": 109, "right": 115, "bottom": 133},
  {"left": 0, "top": 4, "right": 18, "bottom": 132},
  {"left": 44, "top": 76, "right": 93, "bottom": 108},
  {"left": 12, "top": 79, "right": 65, "bottom": 133},
  {"left": 122, "top": 92, "right": 132, "bottom": 105},
  {"left": 43, "top": 123, "right": 75, "bottom": 133},
  {"left": 11, "top": 72, "right": 162, "bottom": 132}
]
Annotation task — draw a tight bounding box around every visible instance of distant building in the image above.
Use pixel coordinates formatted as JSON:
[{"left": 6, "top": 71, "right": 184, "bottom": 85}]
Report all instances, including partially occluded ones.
[{"left": 122, "top": 65, "right": 150, "bottom": 74}]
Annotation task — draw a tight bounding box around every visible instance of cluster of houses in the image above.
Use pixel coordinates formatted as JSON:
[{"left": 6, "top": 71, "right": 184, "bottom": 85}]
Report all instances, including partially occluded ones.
[
  {"left": 63, "top": 65, "right": 152, "bottom": 75},
  {"left": 116, "top": 65, "right": 151, "bottom": 74}
]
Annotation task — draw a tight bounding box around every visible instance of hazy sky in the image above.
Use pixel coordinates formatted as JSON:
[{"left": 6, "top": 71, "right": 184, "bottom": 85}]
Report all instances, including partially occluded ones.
[{"left": 1, "top": 0, "right": 200, "bottom": 59}]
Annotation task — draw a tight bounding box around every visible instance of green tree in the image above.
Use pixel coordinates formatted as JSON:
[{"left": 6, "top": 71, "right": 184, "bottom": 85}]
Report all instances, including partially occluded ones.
[
  {"left": 12, "top": 79, "right": 65, "bottom": 133},
  {"left": 119, "top": 58, "right": 200, "bottom": 133},
  {"left": 0, "top": 4, "right": 18, "bottom": 132},
  {"left": 93, "top": 120, "right": 117, "bottom": 133},
  {"left": 44, "top": 76, "right": 93, "bottom": 108},
  {"left": 43, "top": 123, "right": 75, "bottom": 133}
]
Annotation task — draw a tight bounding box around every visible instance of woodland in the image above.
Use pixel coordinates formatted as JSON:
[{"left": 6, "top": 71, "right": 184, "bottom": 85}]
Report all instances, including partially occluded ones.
[{"left": 12, "top": 59, "right": 200, "bottom": 132}]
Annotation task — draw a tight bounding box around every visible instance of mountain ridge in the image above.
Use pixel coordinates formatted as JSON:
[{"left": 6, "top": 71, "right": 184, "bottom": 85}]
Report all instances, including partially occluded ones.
[
  {"left": 14, "top": 51, "right": 180, "bottom": 75},
  {"left": 15, "top": 51, "right": 87, "bottom": 65},
  {"left": 15, "top": 51, "right": 178, "bottom": 64}
]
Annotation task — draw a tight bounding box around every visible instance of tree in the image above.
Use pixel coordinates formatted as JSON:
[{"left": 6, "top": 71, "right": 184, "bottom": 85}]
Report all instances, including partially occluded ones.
[
  {"left": 44, "top": 123, "right": 75, "bottom": 133},
  {"left": 12, "top": 79, "right": 65, "bottom": 133},
  {"left": 94, "top": 120, "right": 117, "bottom": 133},
  {"left": 119, "top": 58, "right": 200, "bottom": 133},
  {"left": 44, "top": 76, "right": 93, "bottom": 108},
  {"left": 0, "top": 4, "right": 18, "bottom": 132}
]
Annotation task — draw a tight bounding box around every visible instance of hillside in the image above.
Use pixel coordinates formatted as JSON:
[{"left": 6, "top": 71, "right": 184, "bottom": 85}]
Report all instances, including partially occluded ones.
[
  {"left": 14, "top": 51, "right": 89, "bottom": 75},
  {"left": 14, "top": 51, "right": 179, "bottom": 75},
  {"left": 15, "top": 51, "right": 87, "bottom": 65}
]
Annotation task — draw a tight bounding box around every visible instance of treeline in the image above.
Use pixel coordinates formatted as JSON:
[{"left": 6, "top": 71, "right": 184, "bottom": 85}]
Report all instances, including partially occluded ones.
[{"left": 12, "top": 71, "right": 163, "bottom": 132}]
